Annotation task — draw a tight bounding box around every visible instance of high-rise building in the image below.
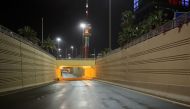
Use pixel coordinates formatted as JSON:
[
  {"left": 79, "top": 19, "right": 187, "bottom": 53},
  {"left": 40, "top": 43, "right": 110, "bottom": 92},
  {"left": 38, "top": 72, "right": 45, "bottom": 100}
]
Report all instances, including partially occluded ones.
[
  {"left": 133, "top": 0, "right": 190, "bottom": 22},
  {"left": 133, "top": 0, "right": 190, "bottom": 13}
]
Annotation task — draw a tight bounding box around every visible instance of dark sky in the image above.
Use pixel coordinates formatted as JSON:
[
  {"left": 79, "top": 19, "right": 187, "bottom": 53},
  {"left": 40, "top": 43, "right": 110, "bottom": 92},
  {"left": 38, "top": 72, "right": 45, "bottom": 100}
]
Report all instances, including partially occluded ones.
[{"left": 0, "top": 0, "right": 132, "bottom": 54}]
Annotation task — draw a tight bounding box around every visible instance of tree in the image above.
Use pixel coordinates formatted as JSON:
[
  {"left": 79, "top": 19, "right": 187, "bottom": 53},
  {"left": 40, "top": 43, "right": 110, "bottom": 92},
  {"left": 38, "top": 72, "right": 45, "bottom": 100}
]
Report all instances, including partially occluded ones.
[
  {"left": 42, "top": 36, "right": 56, "bottom": 53},
  {"left": 146, "top": 10, "right": 164, "bottom": 30},
  {"left": 118, "top": 9, "right": 166, "bottom": 47},
  {"left": 101, "top": 48, "right": 110, "bottom": 56},
  {"left": 18, "top": 26, "right": 39, "bottom": 44},
  {"left": 117, "top": 8, "right": 170, "bottom": 48},
  {"left": 121, "top": 10, "right": 135, "bottom": 28},
  {"left": 118, "top": 10, "right": 135, "bottom": 46},
  {"left": 118, "top": 32, "right": 127, "bottom": 47}
]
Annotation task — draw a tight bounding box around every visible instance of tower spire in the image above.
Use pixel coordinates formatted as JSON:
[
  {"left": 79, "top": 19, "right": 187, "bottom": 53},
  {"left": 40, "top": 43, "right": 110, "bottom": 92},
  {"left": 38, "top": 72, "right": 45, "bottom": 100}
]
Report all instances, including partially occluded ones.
[{"left": 82, "top": 0, "right": 91, "bottom": 58}]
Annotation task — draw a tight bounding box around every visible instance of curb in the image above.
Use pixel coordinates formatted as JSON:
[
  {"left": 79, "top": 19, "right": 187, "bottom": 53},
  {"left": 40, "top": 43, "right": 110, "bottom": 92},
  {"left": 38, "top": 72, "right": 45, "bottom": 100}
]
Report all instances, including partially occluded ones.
[
  {"left": 0, "top": 81, "right": 56, "bottom": 96},
  {"left": 95, "top": 79, "right": 190, "bottom": 108}
]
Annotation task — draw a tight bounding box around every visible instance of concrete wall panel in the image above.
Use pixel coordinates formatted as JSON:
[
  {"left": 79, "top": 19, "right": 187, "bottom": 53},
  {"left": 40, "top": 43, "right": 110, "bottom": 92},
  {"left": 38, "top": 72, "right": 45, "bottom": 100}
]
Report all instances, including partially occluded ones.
[
  {"left": 0, "top": 32, "right": 56, "bottom": 92},
  {"left": 96, "top": 24, "right": 190, "bottom": 104}
]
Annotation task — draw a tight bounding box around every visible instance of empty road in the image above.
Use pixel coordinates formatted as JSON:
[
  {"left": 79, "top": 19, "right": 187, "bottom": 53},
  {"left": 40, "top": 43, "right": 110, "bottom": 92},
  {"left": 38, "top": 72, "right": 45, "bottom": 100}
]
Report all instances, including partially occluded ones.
[{"left": 0, "top": 81, "right": 189, "bottom": 109}]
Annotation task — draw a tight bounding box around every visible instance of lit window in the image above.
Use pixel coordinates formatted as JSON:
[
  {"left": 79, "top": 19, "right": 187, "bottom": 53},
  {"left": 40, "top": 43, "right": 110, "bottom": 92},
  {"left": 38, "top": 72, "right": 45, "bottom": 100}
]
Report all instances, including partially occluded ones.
[
  {"left": 134, "top": 0, "right": 139, "bottom": 11},
  {"left": 182, "top": 0, "right": 189, "bottom": 7}
]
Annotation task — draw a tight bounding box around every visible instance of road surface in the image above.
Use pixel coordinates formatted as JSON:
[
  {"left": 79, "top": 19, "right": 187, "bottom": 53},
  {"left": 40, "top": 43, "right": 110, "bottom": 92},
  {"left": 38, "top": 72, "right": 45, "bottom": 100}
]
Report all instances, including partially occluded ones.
[
  {"left": 62, "top": 73, "right": 76, "bottom": 78},
  {"left": 0, "top": 81, "right": 189, "bottom": 109}
]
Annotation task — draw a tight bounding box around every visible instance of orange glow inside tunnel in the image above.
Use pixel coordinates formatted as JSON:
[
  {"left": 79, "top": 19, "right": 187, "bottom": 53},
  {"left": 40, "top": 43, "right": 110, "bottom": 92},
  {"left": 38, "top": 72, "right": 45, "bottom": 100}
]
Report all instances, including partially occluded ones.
[
  {"left": 82, "top": 66, "right": 96, "bottom": 79},
  {"left": 56, "top": 66, "right": 96, "bottom": 80},
  {"left": 56, "top": 68, "right": 62, "bottom": 80}
]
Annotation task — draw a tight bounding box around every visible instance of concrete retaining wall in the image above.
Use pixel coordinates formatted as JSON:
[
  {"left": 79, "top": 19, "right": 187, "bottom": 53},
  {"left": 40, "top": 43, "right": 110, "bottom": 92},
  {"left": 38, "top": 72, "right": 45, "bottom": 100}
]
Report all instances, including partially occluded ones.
[
  {"left": 0, "top": 32, "right": 56, "bottom": 93},
  {"left": 96, "top": 24, "right": 190, "bottom": 104}
]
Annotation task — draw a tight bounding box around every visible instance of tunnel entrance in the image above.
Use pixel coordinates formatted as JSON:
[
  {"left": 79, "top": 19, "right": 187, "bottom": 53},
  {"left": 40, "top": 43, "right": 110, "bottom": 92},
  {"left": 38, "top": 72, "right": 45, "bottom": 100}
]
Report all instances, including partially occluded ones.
[{"left": 56, "top": 66, "right": 96, "bottom": 81}]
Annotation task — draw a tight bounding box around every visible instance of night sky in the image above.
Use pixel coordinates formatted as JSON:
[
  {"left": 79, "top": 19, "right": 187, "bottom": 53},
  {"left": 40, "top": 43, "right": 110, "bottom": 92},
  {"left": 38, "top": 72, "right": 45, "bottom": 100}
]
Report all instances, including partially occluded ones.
[{"left": 0, "top": 0, "right": 132, "bottom": 54}]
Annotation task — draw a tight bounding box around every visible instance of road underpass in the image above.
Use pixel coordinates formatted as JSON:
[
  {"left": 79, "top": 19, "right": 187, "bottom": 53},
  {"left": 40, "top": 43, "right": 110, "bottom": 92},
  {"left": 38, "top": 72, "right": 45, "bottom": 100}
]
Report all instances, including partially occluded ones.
[
  {"left": 1, "top": 12, "right": 190, "bottom": 109},
  {"left": 56, "top": 59, "right": 96, "bottom": 81}
]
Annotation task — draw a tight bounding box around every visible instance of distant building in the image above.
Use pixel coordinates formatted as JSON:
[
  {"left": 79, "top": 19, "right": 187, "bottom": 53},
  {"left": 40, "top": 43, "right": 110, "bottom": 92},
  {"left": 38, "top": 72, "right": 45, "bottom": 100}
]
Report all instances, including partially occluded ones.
[
  {"left": 132, "top": 0, "right": 189, "bottom": 23},
  {"left": 133, "top": 0, "right": 190, "bottom": 12}
]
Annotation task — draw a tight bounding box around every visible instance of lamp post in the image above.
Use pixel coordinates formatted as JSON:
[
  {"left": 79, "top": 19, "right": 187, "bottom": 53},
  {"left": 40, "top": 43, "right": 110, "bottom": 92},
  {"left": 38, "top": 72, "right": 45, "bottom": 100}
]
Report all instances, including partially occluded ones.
[
  {"left": 109, "top": 0, "right": 112, "bottom": 51},
  {"left": 58, "top": 48, "right": 62, "bottom": 58},
  {"left": 75, "top": 48, "right": 78, "bottom": 58},
  {"left": 68, "top": 54, "right": 71, "bottom": 59},
  {"left": 80, "top": 23, "right": 87, "bottom": 29},
  {"left": 80, "top": 23, "right": 86, "bottom": 58},
  {"left": 70, "top": 45, "right": 74, "bottom": 58},
  {"left": 56, "top": 37, "right": 61, "bottom": 58},
  {"left": 42, "top": 17, "right": 44, "bottom": 45}
]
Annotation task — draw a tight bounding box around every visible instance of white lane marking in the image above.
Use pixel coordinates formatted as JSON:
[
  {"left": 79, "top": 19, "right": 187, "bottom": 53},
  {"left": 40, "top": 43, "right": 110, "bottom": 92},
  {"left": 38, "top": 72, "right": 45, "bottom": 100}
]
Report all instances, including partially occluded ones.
[
  {"left": 83, "top": 80, "right": 92, "bottom": 86},
  {"left": 60, "top": 105, "right": 65, "bottom": 109},
  {"left": 78, "top": 101, "right": 88, "bottom": 107}
]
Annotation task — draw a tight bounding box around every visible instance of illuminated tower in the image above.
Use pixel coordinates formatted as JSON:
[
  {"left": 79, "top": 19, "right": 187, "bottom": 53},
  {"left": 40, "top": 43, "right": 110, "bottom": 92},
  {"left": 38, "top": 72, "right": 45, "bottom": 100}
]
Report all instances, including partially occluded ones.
[
  {"left": 83, "top": 0, "right": 92, "bottom": 58},
  {"left": 83, "top": 24, "right": 92, "bottom": 58}
]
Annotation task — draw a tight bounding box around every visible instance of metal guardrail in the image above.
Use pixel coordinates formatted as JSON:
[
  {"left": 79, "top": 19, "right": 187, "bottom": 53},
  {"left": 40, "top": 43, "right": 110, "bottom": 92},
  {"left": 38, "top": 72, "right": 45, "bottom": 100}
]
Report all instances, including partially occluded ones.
[
  {"left": 0, "top": 25, "right": 55, "bottom": 58},
  {"left": 104, "top": 11, "right": 190, "bottom": 57},
  {"left": 57, "top": 58, "right": 95, "bottom": 60}
]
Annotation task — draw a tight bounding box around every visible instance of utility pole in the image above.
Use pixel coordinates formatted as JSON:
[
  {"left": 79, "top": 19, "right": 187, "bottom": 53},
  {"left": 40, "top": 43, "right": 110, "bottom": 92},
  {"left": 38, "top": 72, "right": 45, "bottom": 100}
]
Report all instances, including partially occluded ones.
[
  {"left": 94, "top": 49, "right": 96, "bottom": 59},
  {"left": 76, "top": 48, "right": 78, "bottom": 58},
  {"left": 66, "top": 48, "right": 68, "bottom": 58},
  {"left": 42, "top": 17, "right": 44, "bottom": 44},
  {"left": 109, "top": 0, "right": 112, "bottom": 51}
]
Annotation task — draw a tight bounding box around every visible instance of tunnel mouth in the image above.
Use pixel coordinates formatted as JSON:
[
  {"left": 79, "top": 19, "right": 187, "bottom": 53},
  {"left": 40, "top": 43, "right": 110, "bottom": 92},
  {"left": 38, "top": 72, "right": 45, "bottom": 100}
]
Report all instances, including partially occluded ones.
[{"left": 57, "top": 66, "right": 96, "bottom": 81}]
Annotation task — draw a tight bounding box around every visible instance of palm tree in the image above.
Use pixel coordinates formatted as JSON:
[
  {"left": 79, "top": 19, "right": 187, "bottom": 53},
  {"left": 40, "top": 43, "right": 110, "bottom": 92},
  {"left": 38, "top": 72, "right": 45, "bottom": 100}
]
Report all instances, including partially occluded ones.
[
  {"left": 100, "top": 48, "right": 110, "bottom": 56},
  {"left": 42, "top": 36, "right": 56, "bottom": 53},
  {"left": 118, "top": 32, "right": 126, "bottom": 47},
  {"left": 18, "top": 26, "right": 39, "bottom": 44},
  {"left": 118, "top": 9, "right": 165, "bottom": 47},
  {"left": 121, "top": 10, "right": 135, "bottom": 28},
  {"left": 147, "top": 10, "right": 163, "bottom": 30},
  {"left": 118, "top": 10, "right": 136, "bottom": 47}
]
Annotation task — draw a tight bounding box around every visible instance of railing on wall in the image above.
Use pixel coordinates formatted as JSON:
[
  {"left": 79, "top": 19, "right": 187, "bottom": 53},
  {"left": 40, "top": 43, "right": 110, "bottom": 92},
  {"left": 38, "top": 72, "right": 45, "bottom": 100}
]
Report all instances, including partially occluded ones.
[
  {"left": 0, "top": 25, "right": 55, "bottom": 58},
  {"left": 57, "top": 58, "right": 95, "bottom": 60},
  {"left": 103, "top": 11, "right": 190, "bottom": 57}
]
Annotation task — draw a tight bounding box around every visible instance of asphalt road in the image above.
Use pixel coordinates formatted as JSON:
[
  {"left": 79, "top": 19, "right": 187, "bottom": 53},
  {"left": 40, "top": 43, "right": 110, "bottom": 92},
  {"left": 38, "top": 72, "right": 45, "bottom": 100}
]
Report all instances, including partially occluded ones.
[
  {"left": 62, "top": 73, "right": 76, "bottom": 78},
  {"left": 0, "top": 81, "right": 189, "bottom": 109}
]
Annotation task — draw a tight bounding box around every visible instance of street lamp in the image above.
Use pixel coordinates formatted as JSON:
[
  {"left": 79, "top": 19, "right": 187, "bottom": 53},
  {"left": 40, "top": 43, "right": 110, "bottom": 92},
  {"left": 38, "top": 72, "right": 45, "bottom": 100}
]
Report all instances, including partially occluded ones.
[
  {"left": 56, "top": 37, "right": 62, "bottom": 58},
  {"left": 109, "top": 0, "right": 112, "bottom": 51},
  {"left": 80, "top": 23, "right": 87, "bottom": 29},
  {"left": 56, "top": 37, "right": 61, "bottom": 43},
  {"left": 70, "top": 45, "right": 74, "bottom": 58},
  {"left": 68, "top": 54, "right": 71, "bottom": 59},
  {"left": 59, "top": 55, "right": 62, "bottom": 58},
  {"left": 79, "top": 23, "right": 87, "bottom": 58}
]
